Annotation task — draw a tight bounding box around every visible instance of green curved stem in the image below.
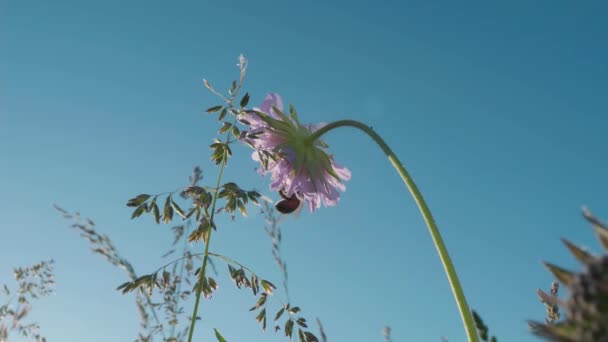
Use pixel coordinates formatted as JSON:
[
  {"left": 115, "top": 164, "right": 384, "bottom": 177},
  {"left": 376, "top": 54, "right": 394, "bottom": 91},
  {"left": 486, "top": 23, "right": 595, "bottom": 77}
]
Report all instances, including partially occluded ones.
[
  {"left": 308, "top": 120, "right": 478, "bottom": 342},
  {"left": 186, "top": 143, "right": 231, "bottom": 342},
  {"left": 207, "top": 252, "right": 259, "bottom": 276}
]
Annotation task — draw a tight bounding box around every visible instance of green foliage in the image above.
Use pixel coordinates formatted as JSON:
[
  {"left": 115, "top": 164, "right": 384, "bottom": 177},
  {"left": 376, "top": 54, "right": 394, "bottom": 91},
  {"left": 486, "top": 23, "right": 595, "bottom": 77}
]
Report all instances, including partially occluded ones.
[
  {"left": 218, "top": 182, "right": 261, "bottom": 218},
  {"left": 121, "top": 56, "right": 324, "bottom": 342},
  {"left": 213, "top": 328, "right": 227, "bottom": 342},
  {"left": 240, "top": 92, "right": 250, "bottom": 108},
  {"left": 472, "top": 310, "right": 497, "bottom": 342},
  {"left": 531, "top": 209, "right": 608, "bottom": 341},
  {"left": 126, "top": 182, "right": 261, "bottom": 227},
  {"left": 206, "top": 105, "right": 223, "bottom": 113},
  {"left": 210, "top": 139, "right": 232, "bottom": 165},
  {"left": 223, "top": 262, "right": 319, "bottom": 340}
]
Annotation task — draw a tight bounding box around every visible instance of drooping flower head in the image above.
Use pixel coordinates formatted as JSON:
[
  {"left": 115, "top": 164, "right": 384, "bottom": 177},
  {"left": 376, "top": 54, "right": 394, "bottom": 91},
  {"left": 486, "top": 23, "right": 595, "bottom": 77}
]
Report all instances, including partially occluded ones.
[{"left": 240, "top": 93, "right": 351, "bottom": 212}]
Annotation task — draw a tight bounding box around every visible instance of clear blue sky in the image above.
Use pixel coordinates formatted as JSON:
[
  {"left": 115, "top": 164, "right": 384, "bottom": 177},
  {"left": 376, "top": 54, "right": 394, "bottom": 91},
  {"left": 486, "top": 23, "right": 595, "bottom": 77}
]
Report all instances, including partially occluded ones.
[{"left": 1, "top": 1, "right": 607, "bottom": 341}]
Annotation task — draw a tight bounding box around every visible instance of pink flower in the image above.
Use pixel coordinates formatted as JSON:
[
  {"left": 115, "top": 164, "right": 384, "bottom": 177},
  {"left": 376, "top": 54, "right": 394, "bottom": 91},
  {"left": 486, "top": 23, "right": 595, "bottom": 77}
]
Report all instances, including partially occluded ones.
[{"left": 240, "top": 93, "right": 351, "bottom": 212}]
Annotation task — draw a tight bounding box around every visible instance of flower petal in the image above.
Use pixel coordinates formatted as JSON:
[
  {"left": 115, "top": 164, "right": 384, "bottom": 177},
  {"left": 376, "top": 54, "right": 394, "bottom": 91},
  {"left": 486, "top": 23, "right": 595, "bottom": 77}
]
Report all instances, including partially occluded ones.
[
  {"left": 242, "top": 93, "right": 350, "bottom": 213},
  {"left": 257, "top": 93, "right": 284, "bottom": 119}
]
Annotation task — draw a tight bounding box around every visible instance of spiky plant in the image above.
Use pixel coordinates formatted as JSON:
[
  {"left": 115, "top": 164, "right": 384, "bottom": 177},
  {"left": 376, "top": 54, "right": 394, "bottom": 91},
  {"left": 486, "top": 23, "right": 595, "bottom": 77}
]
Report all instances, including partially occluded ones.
[{"left": 530, "top": 209, "right": 608, "bottom": 342}]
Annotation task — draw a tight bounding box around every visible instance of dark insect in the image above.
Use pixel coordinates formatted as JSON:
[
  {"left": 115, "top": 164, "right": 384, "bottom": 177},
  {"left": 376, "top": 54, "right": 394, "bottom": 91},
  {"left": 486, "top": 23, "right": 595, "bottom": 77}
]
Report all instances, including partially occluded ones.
[{"left": 275, "top": 190, "right": 301, "bottom": 214}]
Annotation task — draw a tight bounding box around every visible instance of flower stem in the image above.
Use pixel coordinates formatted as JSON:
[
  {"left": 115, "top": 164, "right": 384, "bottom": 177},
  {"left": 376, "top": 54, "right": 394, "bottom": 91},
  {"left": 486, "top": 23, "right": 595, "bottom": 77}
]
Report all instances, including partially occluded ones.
[
  {"left": 309, "top": 120, "right": 478, "bottom": 342},
  {"left": 186, "top": 144, "right": 230, "bottom": 342}
]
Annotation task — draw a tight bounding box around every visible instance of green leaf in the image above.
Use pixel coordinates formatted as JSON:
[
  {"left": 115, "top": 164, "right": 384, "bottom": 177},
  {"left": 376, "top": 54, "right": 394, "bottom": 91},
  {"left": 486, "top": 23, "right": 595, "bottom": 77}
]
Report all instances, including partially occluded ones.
[
  {"left": 185, "top": 207, "right": 196, "bottom": 219},
  {"left": 261, "top": 280, "right": 276, "bottom": 294},
  {"left": 171, "top": 200, "right": 186, "bottom": 219},
  {"left": 229, "top": 80, "right": 236, "bottom": 95},
  {"left": 251, "top": 274, "right": 259, "bottom": 296},
  {"left": 152, "top": 201, "right": 160, "bottom": 224},
  {"left": 304, "top": 332, "right": 319, "bottom": 342},
  {"left": 296, "top": 317, "right": 308, "bottom": 328},
  {"left": 206, "top": 105, "right": 223, "bottom": 113},
  {"left": 127, "top": 194, "right": 150, "bottom": 207},
  {"left": 228, "top": 265, "right": 236, "bottom": 277},
  {"left": 163, "top": 196, "right": 174, "bottom": 223},
  {"left": 561, "top": 238, "right": 594, "bottom": 264},
  {"left": 247, "top": 191, "right": 261, "bottom": 205},
  {"left": 116, "top": 281, "right": 132, "bottom": 291},
  {"left": 208, "top": 277, "right": 218, "bottom": 290},
  {"left": 274, "top": 307, "right": 285, "bottom": 321},
  {"left": 201, "top": 276, "right": 218, "bottom": 298},
  {"left": 528, "top": 321, "right": 580, "bottom": 341},
  {"left": 584, "top": 209, "right": 608, "bottom": 251},
  {"left": 211, "top": 143, "right": 228, "bottom": 165},
  {"left": 263, "top": 313, "right": 267, "bottom": 332},
  {"left": 543, "top": 262, "right": 576, "bottom": 287},
  {"left": 231, "top": 125, "right": 240, "bottom": 138},
  {"left": 249, "top": 293, "right": 267, "bottom": 311},
  {"left": 285, "top": 319, "right": 294, "bottom": 337},
  {"left": 240, "top": 92, "right": 250, "bottom": 107},
  {"left": 225, "top": 144, "right": 232, "bottom": 157},
  {"left": 214, "top": 328, "right": 227, "bottom": 342},
  {"left": 289, "top": 104, "right": 301, "bottom": 126},
  {"left": 219, "top": 122, "right": 232, "bottom": 134},
  {"left": 218, "top": 108, "right": 227, "bottom": 121},
  {"left": 131, "top": 203, "right": 147, "bottom": 219},
  {"left": 255, "top": 308, "right": 266, "bottom": 323},
  {"left": 237, "top": 200, "right": 247, "bottom": 217},
  {"left": 188, "top": 218, "right": 211, "bottom": 243}
]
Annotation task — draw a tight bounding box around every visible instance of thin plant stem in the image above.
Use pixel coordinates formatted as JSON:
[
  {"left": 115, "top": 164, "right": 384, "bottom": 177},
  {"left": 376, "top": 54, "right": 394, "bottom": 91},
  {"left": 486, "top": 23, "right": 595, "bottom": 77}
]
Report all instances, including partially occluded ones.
[
  {"left": 308, "top": 120, "right": 478, "bottom": 342},
  {"left": 186, "top": 133, "right": 233, "bottom": 342},
  {"left": 186, "top": 223, "right": 214, "bottom": 341},
  {"left": 207, "top": 253, "right": 258, "bottom": 277}
]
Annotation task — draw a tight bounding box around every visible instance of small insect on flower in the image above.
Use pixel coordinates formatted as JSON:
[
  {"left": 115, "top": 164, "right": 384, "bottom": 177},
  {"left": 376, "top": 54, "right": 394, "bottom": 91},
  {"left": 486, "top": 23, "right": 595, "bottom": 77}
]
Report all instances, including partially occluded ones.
[{"left": 275, "top": 190, "right": 302, "bottom": 214}]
